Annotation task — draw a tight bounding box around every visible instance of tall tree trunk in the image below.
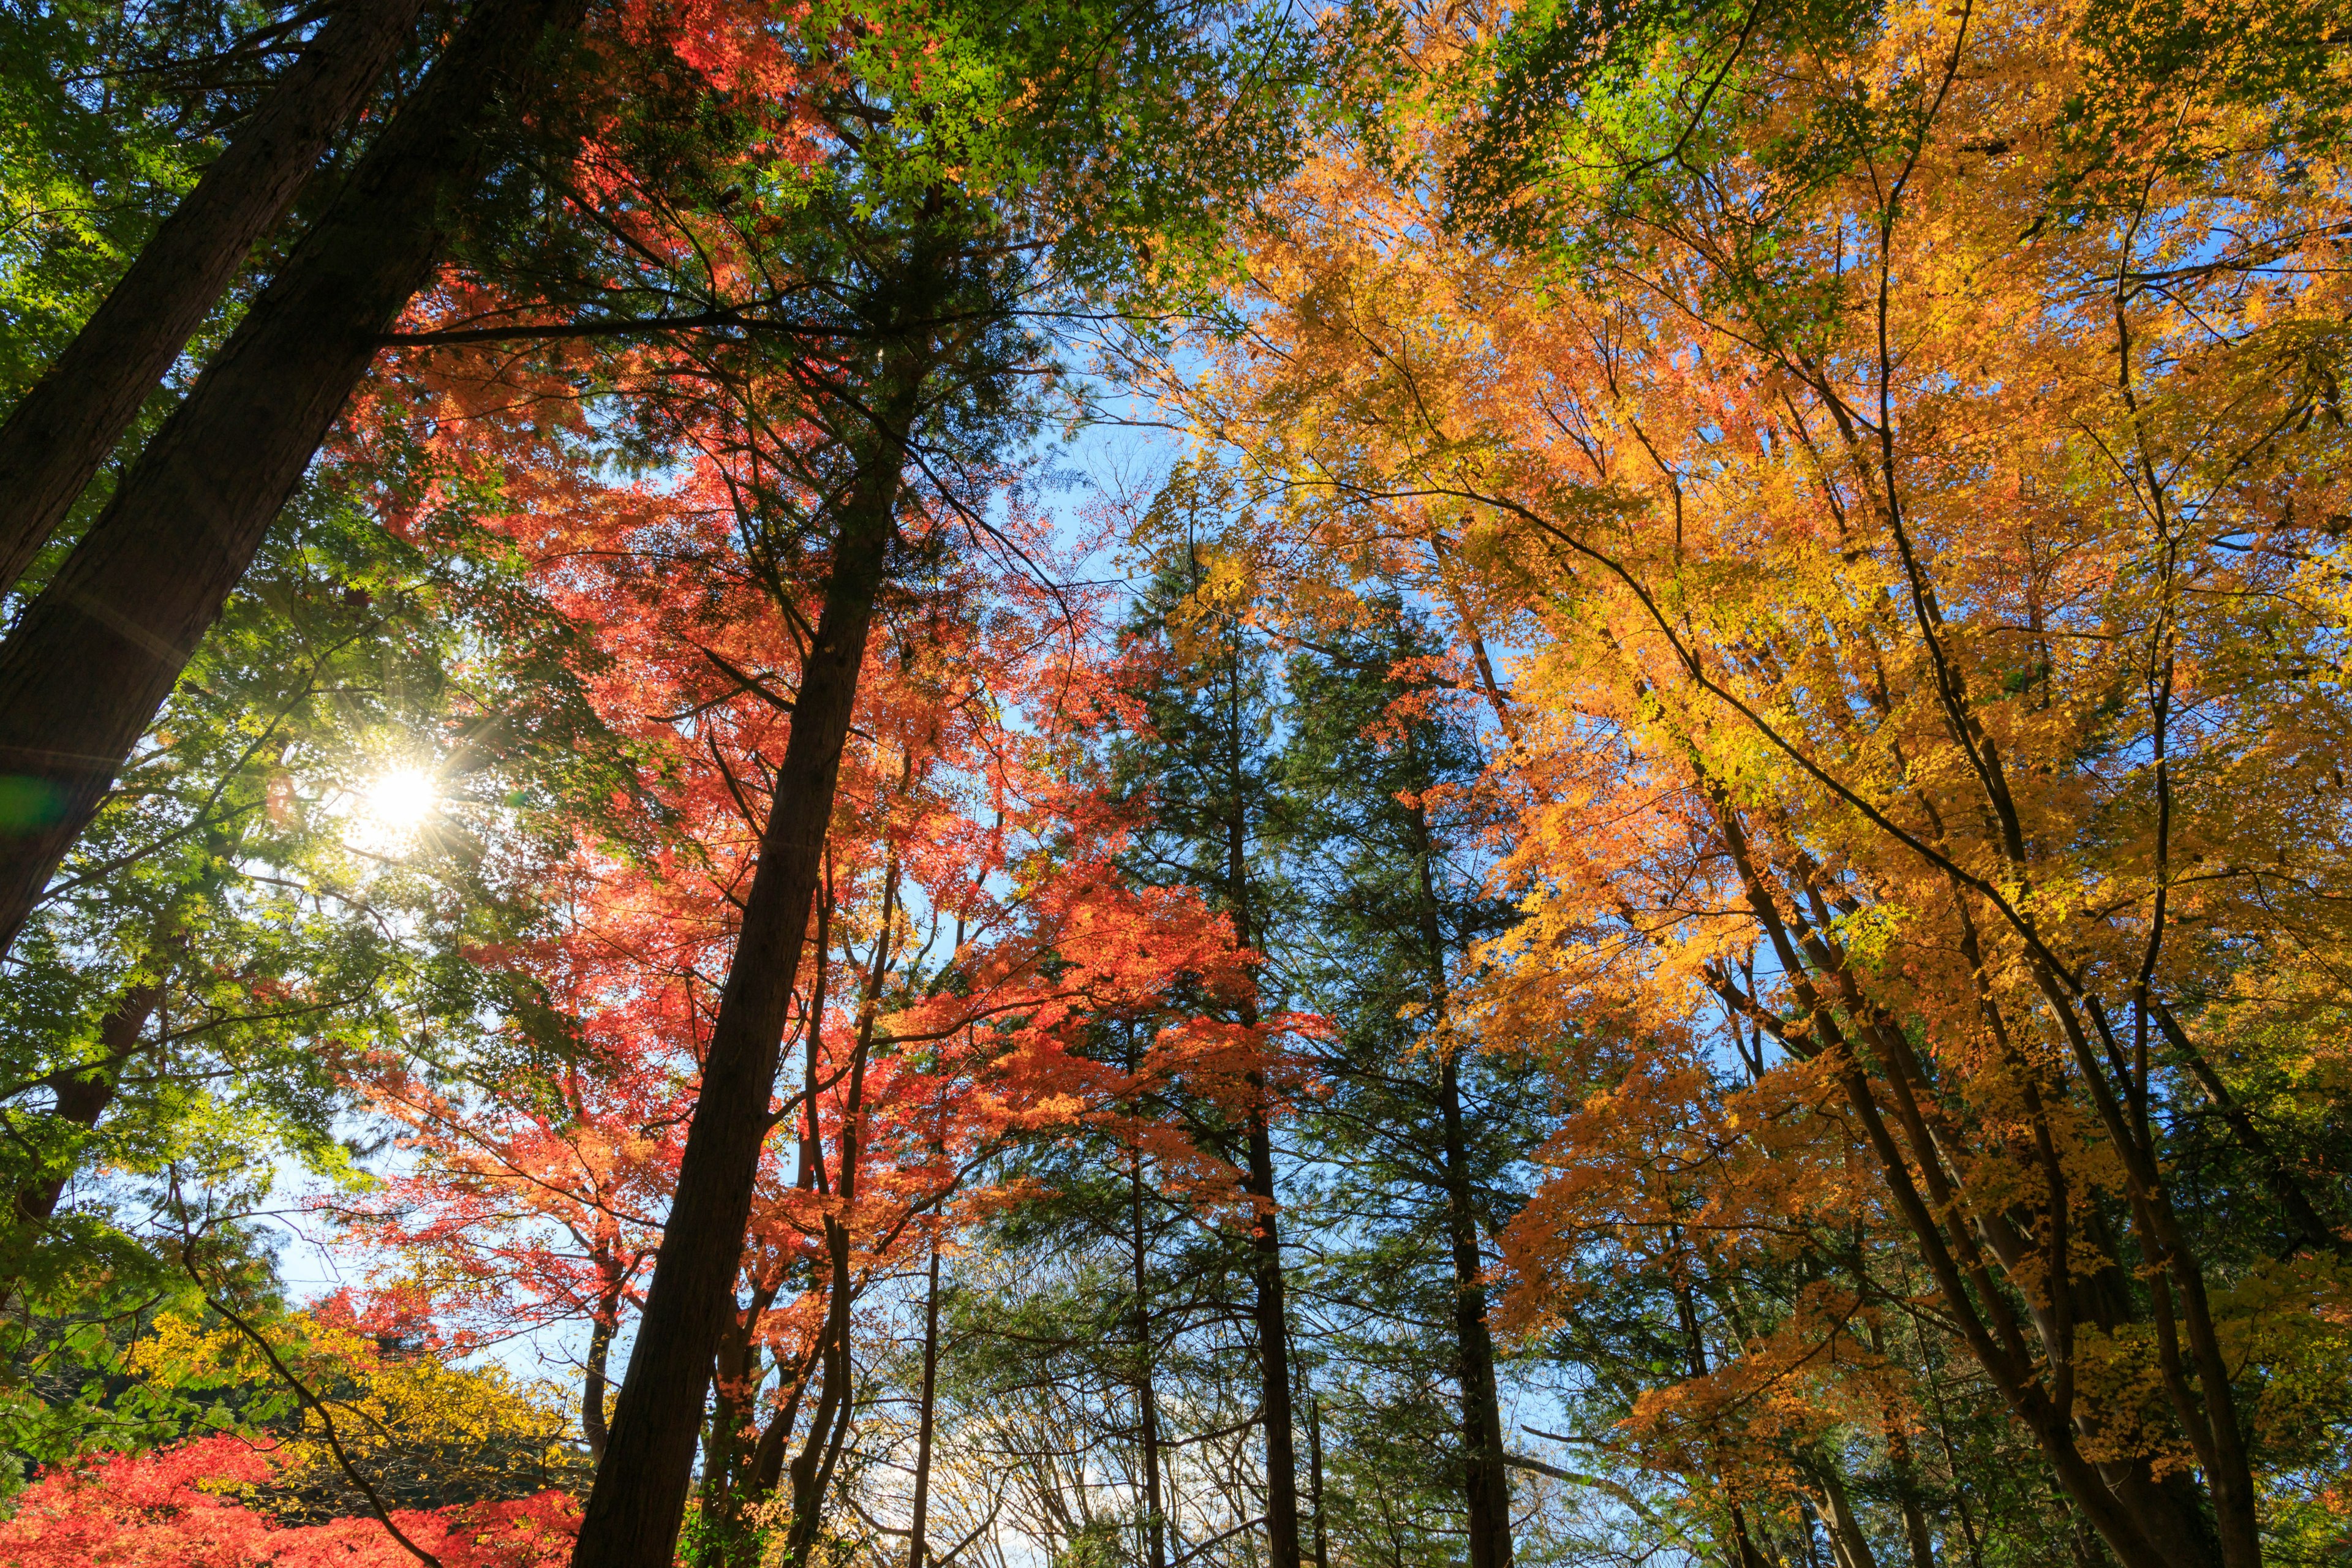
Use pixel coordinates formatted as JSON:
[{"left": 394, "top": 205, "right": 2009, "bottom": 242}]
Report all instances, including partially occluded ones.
[
  {"left": 1243, "top": 1105, "right": 1303, "bottom": 1568},
  {"left": 0, "top": 0, "right": 427, "bottom": 595},
  {"left": 1408, "top": 797, "right": 1513, "bottom": 1568},
  {"left": 571, "top": 342, "right": 927, "bottom": 1567},
  {"left": 1304, "top": 1390, "right": 1330, "bottom": 1568},
  {"left": 907, "top": 1231, "right": 942, "bottom": 1568},
  {"left": 785, "top": 1256, "right": 856, "bottom": 1564},
  {"left": 1216, "top": 709, "right": 1302, "bottom": 1568},
  {"left": 0, "top": 0, "right": 586, "bottom": 959},
  {"left": 1131, "top": 1140, "right": 1168, "bottom": 1568}
]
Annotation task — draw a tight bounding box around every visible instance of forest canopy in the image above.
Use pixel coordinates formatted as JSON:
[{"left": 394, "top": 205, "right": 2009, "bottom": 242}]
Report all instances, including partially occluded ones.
[{"left": 0, "top": 0, "right": 2347, "bottom": 1565}]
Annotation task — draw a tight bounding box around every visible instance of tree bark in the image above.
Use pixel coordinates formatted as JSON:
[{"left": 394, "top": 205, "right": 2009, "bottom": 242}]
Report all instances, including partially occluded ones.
[
  {"left": 569, "top": 338, "right": 928, "bottom": 1568},
  {"left": 10, "top": 974, "right": 164, "bottom": 1224},
  {"left": 1407, "top": 796, "right": 1512, "bottom": 1568},
  {"left": 582, "top": 1281, "right": 622, "bottom": 1465},
  {"left": 0, "top": 0, "right": 586, "bottom": 959},
  {"left": 0, "top": 0, "right": 428, "bottom": 597},
  {"left": 907, "top": 1231, "right": 942, "bottom": 1568},
  {"left": 1131, "top": 1142, "right": 1169, "bottom": 1568}
]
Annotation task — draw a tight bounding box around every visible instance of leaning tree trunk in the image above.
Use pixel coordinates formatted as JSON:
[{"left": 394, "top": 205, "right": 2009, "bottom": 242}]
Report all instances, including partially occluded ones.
[
  {"left": 569, "top": 335, "right": 930, "bottom": 1568},
  {"left": 0, "top": 0, "right": 428, "bottom": 595},
  {"left": 0, "top": 0, "right": 587, "bottom": 959}
]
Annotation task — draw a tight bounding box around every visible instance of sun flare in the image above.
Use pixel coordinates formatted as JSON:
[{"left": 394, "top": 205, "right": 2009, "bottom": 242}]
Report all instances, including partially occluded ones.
[{"left": 343, "top": 765, "right": 439, "bottom": 851}]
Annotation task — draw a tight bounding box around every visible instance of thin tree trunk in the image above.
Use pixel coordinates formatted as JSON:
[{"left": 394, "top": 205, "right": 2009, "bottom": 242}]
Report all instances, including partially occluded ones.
[
  {"left": 582, "top": 1281, "right": 622, "bottom": 1464},
  {"left": 571, "top": 368, "right": 927, "bottom": 1567},
  {"left": 907, "top": 1231, "right": 942, "bottom": 1568},
  {"left": 0, "top": 0, "right": 427, "bottom": 595},
  {"left": 1407, "top": 796, "right": 1512, "bottom": 1568},
  {"left": 750, "top": 1333, "right": 822, "bottom": 1495},
  {"left": 11, "top": 974, "right": 164, "bottom": 1224},
  {"left": 1305, "top": 1392, "right": 1329, "bottom": 1568},
  {"left": 703, "top": 1279, "right": 780, "bottom": 1540},
  {"left": 1211, "top": 625, "right": 1303, "bottom": 1568},
  {"left": 1243, "top": 1071, "right": 1300, "bottom": 1568},
  {"left": 0, "top": 0, "right": 586, "bottom": 959},
  {"left": 1132, "top": 1139, "right": 1168, "bottom": 1568},
  {"left": 785, "top": 866, "right": 895, "bottom": 1566},
  {"left": 785, "top": 1243, "right": 851, "bottom": 1555}
]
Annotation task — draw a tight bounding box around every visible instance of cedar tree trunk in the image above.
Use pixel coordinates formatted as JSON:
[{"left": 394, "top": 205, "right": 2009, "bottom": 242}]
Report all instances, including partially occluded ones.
[
  {"left": 568, "top": 342, "right": 928, "bottom": 1568},
  {"left": 0, "top": 0, "right": 427, "bottom": 594},
  {"left": 1407, "top": 794, "right": 1512, "bottom": 1568},
  {"left": 0, "top": 0, "right": 586, "bottom": 957}
]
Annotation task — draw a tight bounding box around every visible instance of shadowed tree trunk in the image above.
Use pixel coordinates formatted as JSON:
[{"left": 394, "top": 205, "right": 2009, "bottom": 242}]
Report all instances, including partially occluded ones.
[
  {"left": 1131, "top": 1140, "right": 1169, "bottom": 1568},
  {"left": 0, "top": 0, "right": 587, "bottom": 959},
  {"left": 0, "top": 0, "right": 428, "bottom": 595},
  {"left": 906, "top": 1231, "right": 943, "bottom": 1568},
  {"left": 569, "top": 325, "right": 931, "bottom": 1567},
  {"left": 1405, "top": 794, "right": 1512, "bottom": 1568},
  {"left": 581, "top": 1280, "right": 623, "bottom": 1464},
  {"left": 9, "top": 974, "right": 165, "bottom": 1226}
]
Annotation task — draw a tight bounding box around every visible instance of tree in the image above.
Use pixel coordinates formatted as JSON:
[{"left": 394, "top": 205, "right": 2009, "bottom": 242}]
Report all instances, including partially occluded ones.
[
  {"left": 1106, "top": 529, "right": 1311, "bottom": 1568},
  {"left": 0, "top": 0, "right": 426, "bottom": 593},
  {"left": 1160, "top": 2, "right": 2352, "bottom": 1562},
  {"left": 0, "top": 0, "right": 595, "bottom": 952},
  {"left": 1267, "top": 599, "right": 1541, "bottom": 1568},
  {"left": 384, "top": 2, "right": 1314, "bottom": 1557}
]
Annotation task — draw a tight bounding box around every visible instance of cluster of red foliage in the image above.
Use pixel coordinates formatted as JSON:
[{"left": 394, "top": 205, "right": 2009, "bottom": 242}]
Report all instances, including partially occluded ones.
[{"left": 0, "top": 1435, "right": 577, "bottom": 1566}]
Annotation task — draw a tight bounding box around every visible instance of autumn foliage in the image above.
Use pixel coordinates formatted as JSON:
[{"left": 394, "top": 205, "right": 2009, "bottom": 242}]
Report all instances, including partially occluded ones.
[
  {"left": 6, "top": 0, "right": 2352, "bottom": 1564},
  {"left": 0, "top": 1435, "right": 575, "bottom": 1567}
]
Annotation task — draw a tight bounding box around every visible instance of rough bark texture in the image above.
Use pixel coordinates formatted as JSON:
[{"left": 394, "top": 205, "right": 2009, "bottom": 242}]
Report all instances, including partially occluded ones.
[
  {"left": 0, "top": 0, "right": 428, "bottom": 596},
  {"left": 0, "top": 0, "right": 586, "bottom": 958},
  {"left": 569, "top": 351, "right": 925, "bottom": 1568}
]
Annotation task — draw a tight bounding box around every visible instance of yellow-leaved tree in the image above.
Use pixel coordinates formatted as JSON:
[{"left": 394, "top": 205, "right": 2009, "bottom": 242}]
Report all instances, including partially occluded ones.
[
  {"left": 1147, "top": 0, "right": 2352, "bottom": 1563},
  {"left": 130, "top": 1305, "right": 581, "bottom": 1520}
]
